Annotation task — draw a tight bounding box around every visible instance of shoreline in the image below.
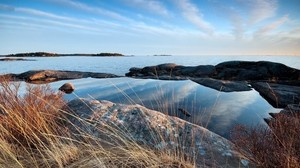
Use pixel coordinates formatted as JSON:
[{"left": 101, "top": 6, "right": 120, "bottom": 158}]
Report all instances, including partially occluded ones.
[{"left": 1, "top": 60, "right": 299, "bottom": 109}]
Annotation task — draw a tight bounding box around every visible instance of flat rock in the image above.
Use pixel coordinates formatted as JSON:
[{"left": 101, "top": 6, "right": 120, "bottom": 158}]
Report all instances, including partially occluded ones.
[
  {"left": 65, "top": 98, "right": 254, "bottom": 168},
  {"left": 0, "top": 58, "right": 35, "bottom": 61},
  {"left": 190, "top": 78, "right": 251, "bottom": 92},
  {"left": 251, "top": 82, "right": 300, "bottom": 108},
  {"left": 1, "top": 70, "right": 120, "bottom": 84}
]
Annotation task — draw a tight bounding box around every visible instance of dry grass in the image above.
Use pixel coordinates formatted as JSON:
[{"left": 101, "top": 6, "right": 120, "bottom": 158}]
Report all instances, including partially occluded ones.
[
  {"left": 0, "top": 77, "right": 195, "bottom": 168},
  {"left": 230, "top": 111, "right": 300, "bottom": 168}
]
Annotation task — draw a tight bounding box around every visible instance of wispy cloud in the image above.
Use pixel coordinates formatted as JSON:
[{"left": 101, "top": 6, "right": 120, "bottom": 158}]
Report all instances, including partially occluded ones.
[
  {"left": 123, "top": 0, "right": 169, "bottom": 16},
  {"left": 0, "top": 14, "right": 106, "bottom": 35},
  {"left": 247, "top": 0, "right": 278, "bottom": 24},
  {"left": 0, "top": 4, "right": 14, "bottom": 11},
  {"left": 212, "top": 0, "right": 279, "bottom": 39},
  {"left": 45, "top": 0, "right": 133, "bottom": 22},
  {"left": 15, "top": 7, "right": 75, "bottom": 21},
  {"left": 173, "top": 0, "right": 214, "bottom": 35},
  {"left": 254, "top": 15, "right": 289, "bottom": 37}
]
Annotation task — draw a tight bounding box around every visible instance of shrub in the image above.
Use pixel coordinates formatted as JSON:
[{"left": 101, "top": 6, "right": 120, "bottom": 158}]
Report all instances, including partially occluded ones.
[{"left": 231, "top": 112, "right": 300, "bottom": 168}]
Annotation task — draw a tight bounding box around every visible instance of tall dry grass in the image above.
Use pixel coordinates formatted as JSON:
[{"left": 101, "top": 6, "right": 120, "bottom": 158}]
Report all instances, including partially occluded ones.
[
  {"left": 230, "top": 111, "right": 300, "bottom": 168},
  {"left": 0, "top": 77, "right": 195, "bottom": 168}
]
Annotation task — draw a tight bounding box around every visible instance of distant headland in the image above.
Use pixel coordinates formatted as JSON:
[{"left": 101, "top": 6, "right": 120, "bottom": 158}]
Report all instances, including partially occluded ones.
[{"left": 3, "top": 52, "right": 124, "bottom": 57}]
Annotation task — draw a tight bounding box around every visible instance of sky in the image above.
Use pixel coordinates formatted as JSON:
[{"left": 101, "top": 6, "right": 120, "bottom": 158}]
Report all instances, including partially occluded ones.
[{"left": 0, "top": 0, "right": 300, "bottom": 55}]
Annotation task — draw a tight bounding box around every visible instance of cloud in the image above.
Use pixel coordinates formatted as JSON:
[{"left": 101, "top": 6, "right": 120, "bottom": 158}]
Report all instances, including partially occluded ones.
[
  {"left": 173, "top": 0, "right": 214, "bottom": 35},
  {"left": 124, "top": 0, "right": 169, "bottom": 16},
  {"left": 45, "top": 0, "right": 133, "bottom": 22},
  {"left": 0, "top": 4, "right": 14, "bottom": 11},
  {"left": 0, "top": 14, "right": 107, "bottom": 35},
  {"left": 247, "top": 0, "right": 278, "bottom": 24},
  {"left": 254, "top": 15, "right": 289, "bottom": 37},
  {"left": 15, "top": 7, "right": 75, "bottom": 21},
  {"left": 212, "top": 0, "right": 279, "bottom": 39}
]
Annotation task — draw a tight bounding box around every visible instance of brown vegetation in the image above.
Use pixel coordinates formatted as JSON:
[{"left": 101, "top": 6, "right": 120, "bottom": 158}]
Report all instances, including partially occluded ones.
[
  {"left": 231, "top": 112, "right": 300, "bottom": 168},
  {"left": 0, "top": 77, "right": 194, "bottom": 167}
]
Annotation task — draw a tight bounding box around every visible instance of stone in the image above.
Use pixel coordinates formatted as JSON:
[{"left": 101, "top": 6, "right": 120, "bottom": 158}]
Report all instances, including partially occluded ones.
[
  {"left": 3, "top": 70, "right": 121, "bottom": 84},
  {"left": 64, "top": 98, "right": 254, "bottom": 168},
  {"left": 59, "top": 83, "right": 75, "bottom": 94},
  {"left": 215, "top": 61, "right": 299, "bottom": 80},
  {"left": 251, "top": 82, "right": 300, "bottom": 108}
]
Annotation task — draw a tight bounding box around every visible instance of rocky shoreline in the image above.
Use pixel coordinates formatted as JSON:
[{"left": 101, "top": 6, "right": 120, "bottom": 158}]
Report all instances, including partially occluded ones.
[
  {"left": 1, "top": 60, "right": 298, "bottom": 167},
  {"left": 125, "top": 61, "right": 299, "bottom": 108},
  {"left": 1, "top": 61, "right": 299, "bottom": 108}
]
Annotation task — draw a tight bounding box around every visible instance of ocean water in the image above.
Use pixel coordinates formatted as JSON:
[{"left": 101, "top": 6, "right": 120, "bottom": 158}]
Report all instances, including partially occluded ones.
[
  {"left": 0, "top": 55, "right": 299, "bottom": 74},
  {"left": 1, "top": 55, "right": 299, "bottom": 137}
]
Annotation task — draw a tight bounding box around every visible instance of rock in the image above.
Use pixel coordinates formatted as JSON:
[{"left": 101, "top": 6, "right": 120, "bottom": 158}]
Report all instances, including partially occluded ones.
[
  {"left": 265, "top": 104, "right": 300, "bottom": 125},
  {"left": 0, "top": 58, "right": 35, "bottom": 61},
  {"left": 251, "top": 82, "right": 300, "bottom": 108},
  {"left": 127, "top": 61, "right": 299, "bottom": 81},
  {"left": 59, "top": 83, "right": 75, "bottom": 94},
  {"left": 215, "top": 61, "right": 299, "bottom": 80},
  {"left": 3, "top": 70, "right": 120, "bottom": 84},
  {"left": 180, "top": 65, "right": 216, "bottom": 77},
  {"left": 65, "top": 99, "right": 254, "bottom": 167},
  {"left": 279, "top": 104, "right": 300, "bottom": 116},
  {"left": 191, "top": 78, "right": 251, "bottom": 92}
]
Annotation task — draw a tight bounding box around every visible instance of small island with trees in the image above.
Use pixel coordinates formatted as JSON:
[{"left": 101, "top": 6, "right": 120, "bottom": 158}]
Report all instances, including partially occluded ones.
[{"left": 3, "top": 52, "right": 124, "bottom": 57}]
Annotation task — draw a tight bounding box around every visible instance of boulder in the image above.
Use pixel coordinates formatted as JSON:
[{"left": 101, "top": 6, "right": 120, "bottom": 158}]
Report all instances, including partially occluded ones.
[
  {"left": 251, "top": 82, "right": 300, "bottom": 108},
  {"left": 215, "top": 61, "right": 299, "bottom": 80},
  {"left": 65, "top": 99, "right": 254, "bottom": 167},
  {"left": 59, "top": 83, "right": 75, "bottom": 94}
]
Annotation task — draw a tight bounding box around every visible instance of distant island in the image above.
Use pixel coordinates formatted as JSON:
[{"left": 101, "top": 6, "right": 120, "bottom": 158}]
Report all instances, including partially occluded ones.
[
  {"left": 153, "top": 54, "right": 172, "bottom": 56},
  {"left": 4, "top": 52, "right": 124, "bottom": 57}
]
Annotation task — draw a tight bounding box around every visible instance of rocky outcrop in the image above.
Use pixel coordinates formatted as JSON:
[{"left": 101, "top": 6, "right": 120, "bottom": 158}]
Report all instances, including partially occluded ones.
[
  {"left": 214, "top": 61, "right": 299, "bottom": 80},
  {"left": 3, "top": 70, "right": 120, "bottom": 84},
  {"left": 126, "top": 63, "right": 216, "bottom": 78},
  {"left": 126, "top": 61, "right": 299, "bottom": 81},
  {"left": 251, "top": 82, "right": 300, "bottom": 108},
  {"left": 65, "top": 98, "right": 254, "bottom": 167},
  {"left": 126, "top": 61, "right": 300, "bottom": 106}
]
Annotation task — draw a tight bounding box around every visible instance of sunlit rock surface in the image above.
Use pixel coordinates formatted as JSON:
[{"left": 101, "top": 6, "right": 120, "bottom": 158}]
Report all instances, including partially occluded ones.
[
  {"left": 3, "top": 70, "right": 120, "bottom": 84},
  {"left": 65, "top": 98, "right": 254, "bottom": 167}
]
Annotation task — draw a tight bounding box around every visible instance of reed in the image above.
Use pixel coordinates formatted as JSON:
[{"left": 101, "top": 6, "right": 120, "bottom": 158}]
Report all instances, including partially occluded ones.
[
  {"left": 230, "top": 112, "right": 300, "bottom": 168},
  {"left": 0, "top": 77, "right": 195, "bottom": 167}
]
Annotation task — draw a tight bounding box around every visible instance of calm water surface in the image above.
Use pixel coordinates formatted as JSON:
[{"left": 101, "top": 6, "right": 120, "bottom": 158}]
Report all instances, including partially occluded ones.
[
  {"left": 0, "top": 55, "right": 299, "bottom": 74},
  {"left": 1, "top": 55, "right": 298, "bottom": 138}
]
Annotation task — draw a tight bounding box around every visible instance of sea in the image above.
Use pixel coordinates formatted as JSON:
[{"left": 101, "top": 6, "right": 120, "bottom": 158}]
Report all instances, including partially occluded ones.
[{"left": 1, "top": 55, "right": 299, "bottom": 138}]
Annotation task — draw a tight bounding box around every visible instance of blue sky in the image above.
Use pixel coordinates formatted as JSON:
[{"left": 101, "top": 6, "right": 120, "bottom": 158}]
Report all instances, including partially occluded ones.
[{"left": 0, "top": 0, "right": 299, "bottom": 55}]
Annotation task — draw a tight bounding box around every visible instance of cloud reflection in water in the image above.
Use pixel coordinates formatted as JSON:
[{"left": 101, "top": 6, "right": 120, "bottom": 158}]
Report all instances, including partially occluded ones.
[{"left": 50, "top": 77, "right": 278, "bottom": 138}]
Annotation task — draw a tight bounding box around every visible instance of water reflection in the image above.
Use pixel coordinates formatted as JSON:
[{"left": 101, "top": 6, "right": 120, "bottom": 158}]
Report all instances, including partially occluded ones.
[{"left": 50, "top": 77, "right": 280, "bottom": 138}]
